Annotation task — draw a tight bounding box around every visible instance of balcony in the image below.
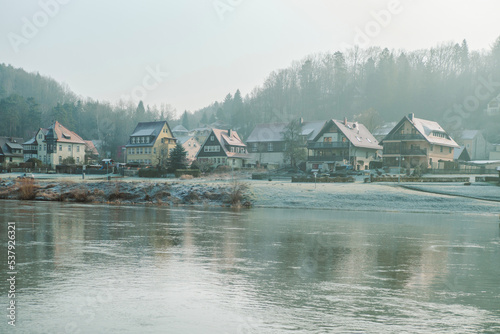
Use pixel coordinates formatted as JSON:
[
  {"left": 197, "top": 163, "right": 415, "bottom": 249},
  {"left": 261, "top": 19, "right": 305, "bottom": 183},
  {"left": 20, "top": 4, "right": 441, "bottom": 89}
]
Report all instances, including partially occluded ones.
[
  {"left": 383, "top": 133, "right": 425, "bottom": 141},
  {"left": 383, "top": 148, "right": 428, "bottom": 156},
  {"left": 308, "top": 155, "right": 345, "bottom": 162},
  {"left": 307, "top": 142, "right": 349, "bottom": 149}
]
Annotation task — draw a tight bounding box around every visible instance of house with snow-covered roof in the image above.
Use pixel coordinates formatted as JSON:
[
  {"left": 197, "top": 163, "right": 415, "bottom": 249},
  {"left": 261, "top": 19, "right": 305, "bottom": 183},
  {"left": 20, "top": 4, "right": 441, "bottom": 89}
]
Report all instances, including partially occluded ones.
[
  {"left": 125, "top": 121, "right": 176, "bottom": 166},
  {"left": 246, "top": 119, "right": 326, "bottom": 168},
  {"left": 381, "top": 113, "right": 459, "bottom": 169},
  {"left": 307, "top": 118, "right": 382, "bottom": 171},
  {"left": 196, "top": 128, "right": 249, "bottom": 168}
]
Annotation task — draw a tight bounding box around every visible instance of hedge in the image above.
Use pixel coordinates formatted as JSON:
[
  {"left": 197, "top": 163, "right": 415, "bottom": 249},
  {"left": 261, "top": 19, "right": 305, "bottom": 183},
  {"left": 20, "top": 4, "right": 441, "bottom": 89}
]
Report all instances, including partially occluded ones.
[{"left": 174, "top": 169, "right": 201, "bottom": 178}]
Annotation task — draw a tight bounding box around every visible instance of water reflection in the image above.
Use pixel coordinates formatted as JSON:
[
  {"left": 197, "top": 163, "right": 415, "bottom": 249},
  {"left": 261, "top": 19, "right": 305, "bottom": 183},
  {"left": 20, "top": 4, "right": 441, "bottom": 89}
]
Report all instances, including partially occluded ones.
[{"left": 0, "top": 201, "right": 499, "bottom": 333}]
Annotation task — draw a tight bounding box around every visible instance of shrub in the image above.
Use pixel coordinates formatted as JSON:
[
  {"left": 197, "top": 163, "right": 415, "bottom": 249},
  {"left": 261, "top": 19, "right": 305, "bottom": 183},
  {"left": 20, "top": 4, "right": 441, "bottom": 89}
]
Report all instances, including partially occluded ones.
[
  {"left": 180, "top": 174, "right": 194, "bottom": 180},
  {"left": 227, "top": 179, "right": 248, "bottom": 205},
  {"left": 18, "top": 178, "right": 36, "bottom": 200}
]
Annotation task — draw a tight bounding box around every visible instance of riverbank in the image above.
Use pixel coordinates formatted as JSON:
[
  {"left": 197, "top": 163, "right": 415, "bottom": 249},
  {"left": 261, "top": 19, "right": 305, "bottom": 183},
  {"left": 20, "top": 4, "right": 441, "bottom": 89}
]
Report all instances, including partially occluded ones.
[{"left": 0, "top": 175, "right": 499, "bottom": 214}]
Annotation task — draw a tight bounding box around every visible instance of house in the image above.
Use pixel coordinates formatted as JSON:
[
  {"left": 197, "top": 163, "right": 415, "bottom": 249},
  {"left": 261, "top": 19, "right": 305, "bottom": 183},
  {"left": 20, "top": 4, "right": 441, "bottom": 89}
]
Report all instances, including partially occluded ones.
[
  {"left": 307, "top": 118, "right": 382, "bottom": 171},
  {"left": 454, "top": 146, "right": 471, "bottom": 162},
  {"left": 176, "top": 136, "right": 200, "bottom": 165},
  {"left": 196, "top": 128, "right": 249, "bottom": 168},
  {"left": 246, "top": 122, "right": 288, "bottom": 168},
  {"left": 172, "top": 124, "right": 189, "bottom": 138},
  {"left": 459, "top": 130, "right": 492, "bottom": 160},
  {"left": 0, "top": 137, "right": 24, "bottom": 168},
  {"left": 23, "top": 128, "right": 48, "bottom": 162},
  {"left": 125, "top": 121, "right": 176, "bottom": 166},
  {"left": 381, "top": 113, "right": 459, "bottom": 169},
  {"left": 246, "top": 120, "right": 326, "bottom": 168},
  {"left": 84, "top": 140, "right": 99, "bottom": 164},
  {"left": 34, "top": 121, "right": 87, "bottom": 168}
]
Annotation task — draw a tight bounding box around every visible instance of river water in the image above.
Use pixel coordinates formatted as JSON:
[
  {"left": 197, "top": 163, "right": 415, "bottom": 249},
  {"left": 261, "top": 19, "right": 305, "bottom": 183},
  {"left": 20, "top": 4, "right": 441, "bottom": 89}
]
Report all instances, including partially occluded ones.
[{"left": 1, "top": 201, "right": 499, "bottom": 333}]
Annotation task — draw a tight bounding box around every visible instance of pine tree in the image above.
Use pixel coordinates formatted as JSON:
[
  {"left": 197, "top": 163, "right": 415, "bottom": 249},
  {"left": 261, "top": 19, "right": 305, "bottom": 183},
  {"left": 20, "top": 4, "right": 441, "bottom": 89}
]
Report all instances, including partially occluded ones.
[{"left": 168, "top": 143, "right": 188, "bottom": 172}]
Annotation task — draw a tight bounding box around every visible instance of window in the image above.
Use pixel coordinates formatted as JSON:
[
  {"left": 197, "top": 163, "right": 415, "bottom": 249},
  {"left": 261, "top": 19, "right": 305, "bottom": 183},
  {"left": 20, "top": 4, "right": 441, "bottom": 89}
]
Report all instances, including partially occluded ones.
[
  {"left": 251, "top": 143, "right": 258, "bottom": 152},
  {"left": 131, "top": 138, "right": 135, "bottom": 144},
  {"left": 232, "top": 159, "right": 235, "bottom": 166},
  {"left": 210, "top": 135, "right": 214, "bottom": 141},
  {"left": 154, "top": 148, "right": 156, "bottom": 154},
  {"left": 440, "top": 146, "right": 443, "bottom": 153},
  {"left": 43, "top": 144, "right": 46, "bottom": 151},
  {"left": 58, "top": 156, "right": 62, "bottom": 163},
  {"left": 77, "top": 146, "right": 80, "bottom": 152},
  {"left": 146, "top": 137, "right": 150, "bottom": 143},
  {"left": 141, "top": 137, "right": 144, "bottom": 143},
  {"left": 449, "top": 147, "right": 452, "bottom": 153},
  {"left": 430, "top": 145, "right": 433, "bottom": 152},
  {"left": 59, "top": 145, "right": 62, "bottom": 151},
  {"left": 68, "top": 145, "right": 71, "bottom": 151},
  {"left": 76, "top": 157, "right": 80, "bottom": 163},
  {"left": 39, "top": 145, "right": 42, "bottom": 151}
]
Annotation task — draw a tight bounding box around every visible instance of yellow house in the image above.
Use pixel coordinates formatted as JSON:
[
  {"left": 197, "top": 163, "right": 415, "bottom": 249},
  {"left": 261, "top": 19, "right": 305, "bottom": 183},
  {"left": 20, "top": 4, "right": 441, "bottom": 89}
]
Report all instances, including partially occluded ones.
[
  {"left": 125, "top": 121, "right": 176, "bottom": 166},
  {"left": 382, "top": 113, "right": 459, "bottom": 169}
]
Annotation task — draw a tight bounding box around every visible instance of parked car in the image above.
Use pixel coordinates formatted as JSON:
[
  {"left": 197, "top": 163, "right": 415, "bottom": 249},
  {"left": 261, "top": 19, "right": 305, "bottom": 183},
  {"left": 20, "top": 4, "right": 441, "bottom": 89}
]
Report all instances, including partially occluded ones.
[{"left": 17, "top": 173, "right": 35, "bottom": 179}]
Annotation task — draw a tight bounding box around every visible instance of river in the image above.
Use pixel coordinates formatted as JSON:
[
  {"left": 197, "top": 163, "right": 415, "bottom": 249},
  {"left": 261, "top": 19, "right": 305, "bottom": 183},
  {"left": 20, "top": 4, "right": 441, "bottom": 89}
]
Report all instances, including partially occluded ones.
[{"left": 1, "top": 201, "right": 499, "bottom": 333}]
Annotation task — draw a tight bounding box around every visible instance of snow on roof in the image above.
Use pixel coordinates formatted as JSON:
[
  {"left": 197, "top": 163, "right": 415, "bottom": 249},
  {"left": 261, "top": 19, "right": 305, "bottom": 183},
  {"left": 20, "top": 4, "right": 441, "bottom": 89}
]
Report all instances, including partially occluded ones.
[
  {"left": 331, "top": 119, "right": 383, "bottom": 150},
  {"left": 130, "top": 121, "right": 172, "bottom": 138},
  {"left": 208, "top": 128, "right": 249, "bottom": 158},
  {"left": 246, "top": 123, "right": 288, "bottom": 143},
  {"left": 301, "top": 121, "right": 326, "bottom": 141},
  {"left": 409, "top": 116, "right": 459, "bottom": 147},
  {"left": 460, "top": 130, "right": 481, "bottom": 140},
  {"left": 172, "top": 125, "right": 189, "bottom": 133}
]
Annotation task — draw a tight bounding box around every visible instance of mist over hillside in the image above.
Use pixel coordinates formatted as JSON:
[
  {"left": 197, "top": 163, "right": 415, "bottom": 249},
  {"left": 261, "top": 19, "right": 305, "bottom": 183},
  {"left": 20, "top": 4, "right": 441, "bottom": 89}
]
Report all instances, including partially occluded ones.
[{"left": 2, "top": 37, "right": 500, "bottom": 159}]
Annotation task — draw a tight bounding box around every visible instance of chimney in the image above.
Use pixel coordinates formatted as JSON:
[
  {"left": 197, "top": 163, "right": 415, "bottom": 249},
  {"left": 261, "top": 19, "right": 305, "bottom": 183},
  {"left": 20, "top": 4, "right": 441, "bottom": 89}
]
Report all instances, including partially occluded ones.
[
  {"left": 408, "top": 113, "right": 414, "bottom": 121},
  {"left": 228, "top": 129, "right": 232, "bottom": 137},
  {"left": 299, "top": 117, "right": 304, "bottom": 125},
  {"left": 344, "top": 117, "right": 347, "bottom": 125}
]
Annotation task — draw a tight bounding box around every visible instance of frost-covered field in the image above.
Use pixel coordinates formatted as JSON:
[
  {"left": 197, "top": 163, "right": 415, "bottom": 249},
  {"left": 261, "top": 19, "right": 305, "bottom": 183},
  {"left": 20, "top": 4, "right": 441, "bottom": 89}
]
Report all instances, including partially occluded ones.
[{"left": 249, "top": 180, "right": 500, "bottom": 215}]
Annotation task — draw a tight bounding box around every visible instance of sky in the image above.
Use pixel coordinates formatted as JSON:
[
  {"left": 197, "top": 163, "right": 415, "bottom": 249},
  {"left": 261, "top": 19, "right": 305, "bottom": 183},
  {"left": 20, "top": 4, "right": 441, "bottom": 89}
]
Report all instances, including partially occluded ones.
[{"left": 2, "top": 0, "right": 500, "bottom": 117}]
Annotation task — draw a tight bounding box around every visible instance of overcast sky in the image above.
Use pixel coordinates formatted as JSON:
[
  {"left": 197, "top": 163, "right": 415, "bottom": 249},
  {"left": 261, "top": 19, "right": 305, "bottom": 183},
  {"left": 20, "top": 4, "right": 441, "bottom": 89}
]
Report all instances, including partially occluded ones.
[{"left": 2, "top": 0, "right": 500, "bottom": 116}]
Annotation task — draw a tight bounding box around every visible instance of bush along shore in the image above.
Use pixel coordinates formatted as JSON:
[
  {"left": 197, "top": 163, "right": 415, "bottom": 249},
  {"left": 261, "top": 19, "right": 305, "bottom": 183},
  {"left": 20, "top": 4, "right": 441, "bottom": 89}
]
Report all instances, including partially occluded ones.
[{"left": 0, "top": 179, "right": 252, "bottom": 208}]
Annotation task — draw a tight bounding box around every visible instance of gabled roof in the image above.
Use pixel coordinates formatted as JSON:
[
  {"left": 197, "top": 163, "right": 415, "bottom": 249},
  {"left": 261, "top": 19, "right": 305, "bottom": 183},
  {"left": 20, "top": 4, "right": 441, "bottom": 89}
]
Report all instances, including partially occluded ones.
[
  {"left": 301, "top": 121, "right": 327, "bottom": 141},
  {"left": 383, "top": 115, "right": 459, "bottom": 148},
  {"left": 454, "top": 146, "right": 471, "bottom": 161},
  {"left": 0, "top": 137, "right": 24, "bottom": 157},
  {"left": 460, "top": 130, "right": 482, "bottom": 140},
  {"left": 246, "top": 123, "right": 288, "bottom": 143},
  {"left": 84, "top": 140, "right": 99, "bottom": 155},
  {"left": 172, "top": 125, "right": 189, "bottom": 134},
  {"left": 176, "top": 136, "right": 196, "bottom": 145},
  {"left": 314, "top": 119, "right": 382, "bottom": 150},
  {"left": 129, "top": 121, "right": 174, "bottom": 138},
  {"left": 45, "top": 121, "right": 86, "bottom": 144},
  {"left": 204, "top": 128, "right": 249, "bottom": 158}
]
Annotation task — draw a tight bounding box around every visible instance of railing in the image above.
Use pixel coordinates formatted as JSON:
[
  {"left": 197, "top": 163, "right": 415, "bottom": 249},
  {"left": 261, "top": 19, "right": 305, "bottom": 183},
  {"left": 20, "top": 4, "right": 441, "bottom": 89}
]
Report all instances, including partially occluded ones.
[
  {"left": 307, "top": 142, "right": 349, "bottom": 149},
  {"left": 383, "top": 148, "right": 428, "bottom": 156},
  {"left": 307, "top": 155, "right": 345, "bottom": 162},
  {"left": 383, "top": 133, "right": 425, "bottom": 141}
]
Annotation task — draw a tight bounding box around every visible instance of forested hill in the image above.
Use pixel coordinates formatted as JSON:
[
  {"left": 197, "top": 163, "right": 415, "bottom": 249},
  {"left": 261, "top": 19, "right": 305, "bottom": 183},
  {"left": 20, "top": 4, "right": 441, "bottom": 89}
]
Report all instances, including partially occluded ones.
[
  {"left": 193, "top": 38, "right": 500, "bottom": 143},
  {"left": 0, "top": 63, "right": 176, "bottom": 157}
]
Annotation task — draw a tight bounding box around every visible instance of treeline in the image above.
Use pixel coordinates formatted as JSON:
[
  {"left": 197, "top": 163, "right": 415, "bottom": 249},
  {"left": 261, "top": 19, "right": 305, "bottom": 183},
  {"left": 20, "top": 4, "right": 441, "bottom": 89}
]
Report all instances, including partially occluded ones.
[
  {"left": 0, "top": 63, "right": 176, "bottom": 157},
  {"left": 192, "top": 38, "right": 500, "bottom": 142}
]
